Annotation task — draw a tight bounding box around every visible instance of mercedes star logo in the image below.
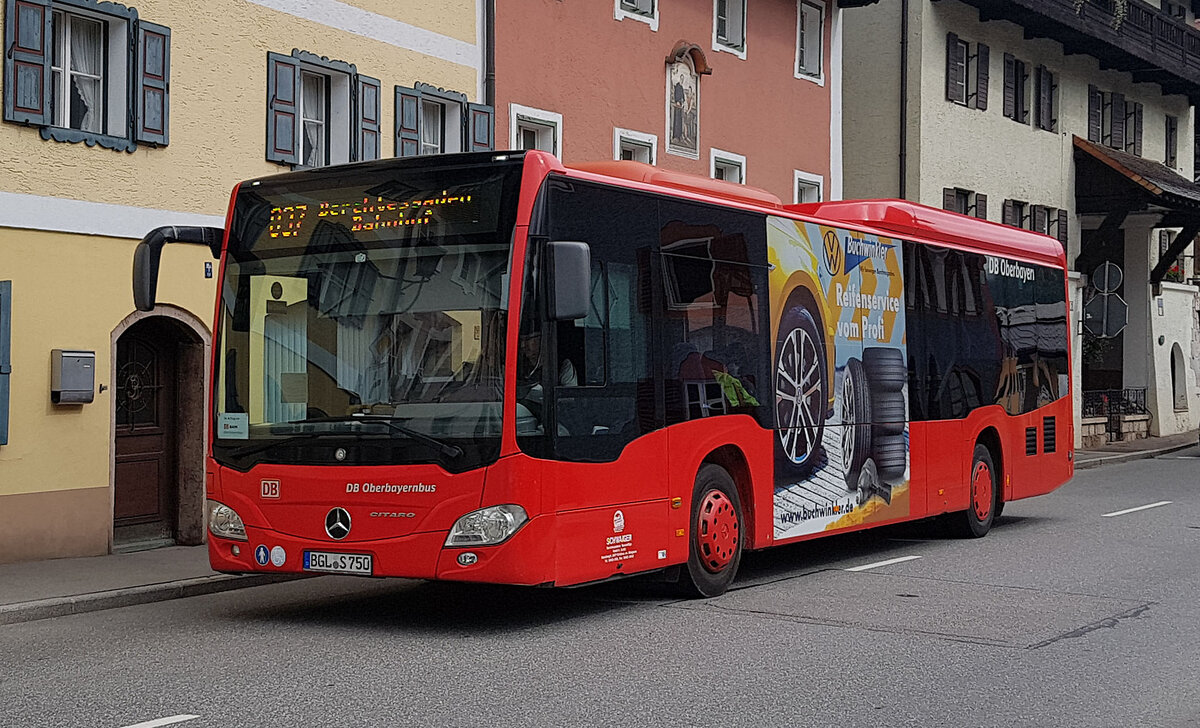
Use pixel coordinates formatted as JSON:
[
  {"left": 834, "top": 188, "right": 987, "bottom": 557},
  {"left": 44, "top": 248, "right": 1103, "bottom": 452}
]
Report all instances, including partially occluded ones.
[{"left": 325, "top": 507, "right": 351, "bottom": 540}]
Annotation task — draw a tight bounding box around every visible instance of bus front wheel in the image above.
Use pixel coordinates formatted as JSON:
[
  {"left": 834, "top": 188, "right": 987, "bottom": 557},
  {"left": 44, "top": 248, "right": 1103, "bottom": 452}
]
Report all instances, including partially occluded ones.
[{"left": 682, "top": 464, "right": 744, "bottom": 598}]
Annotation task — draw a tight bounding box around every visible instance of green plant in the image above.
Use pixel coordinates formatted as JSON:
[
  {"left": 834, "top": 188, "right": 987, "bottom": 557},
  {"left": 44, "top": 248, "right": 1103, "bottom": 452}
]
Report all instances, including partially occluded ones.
[{"left": 1082, "top": 331, "right": 1114, "bottom": 365}]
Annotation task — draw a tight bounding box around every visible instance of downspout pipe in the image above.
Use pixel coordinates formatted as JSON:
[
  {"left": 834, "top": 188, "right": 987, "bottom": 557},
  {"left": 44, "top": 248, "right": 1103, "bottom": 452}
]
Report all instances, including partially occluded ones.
[
  {"left": 899, "top": 0, "right": 909, "bottom": 199},
  {"left": 485, "top": 0, "right": 496, "bottom": 108}
]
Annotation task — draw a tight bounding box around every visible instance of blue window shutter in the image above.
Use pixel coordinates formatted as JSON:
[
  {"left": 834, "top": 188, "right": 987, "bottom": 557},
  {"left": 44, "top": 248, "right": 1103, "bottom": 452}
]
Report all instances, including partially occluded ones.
[
  {"left": 266, "top": 52, "right": 300, "bottom": 164},
  {"left": 394, "top": 86, "right": 421, "bottom": 157},
  {"left": 134, "top": 21, "right": 171, "bottom": 145},
  {"left": 466, "top": 102, "right": 494, "bottom": 152},
  {"left": 3, "top": 0, "right": 52, "bottom": 125},
  {"left": 0, "top": 281, "right": 11, "bottom": 446},
  {"left": 354, "top": 74, "right": 381, "bottom": 161}
]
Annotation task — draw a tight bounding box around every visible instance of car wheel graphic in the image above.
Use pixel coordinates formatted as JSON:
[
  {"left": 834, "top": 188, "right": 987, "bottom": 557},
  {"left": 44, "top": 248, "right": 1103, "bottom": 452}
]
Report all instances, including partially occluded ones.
[{"left": 774, "top": 306, "right": 828, "bottom": 476}]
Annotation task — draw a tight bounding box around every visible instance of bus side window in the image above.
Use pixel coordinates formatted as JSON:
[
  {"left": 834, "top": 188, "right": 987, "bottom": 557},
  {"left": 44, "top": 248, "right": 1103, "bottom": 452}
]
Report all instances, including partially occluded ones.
[{"left": 657, "top": 200, "right": 769, "bottom": 427}]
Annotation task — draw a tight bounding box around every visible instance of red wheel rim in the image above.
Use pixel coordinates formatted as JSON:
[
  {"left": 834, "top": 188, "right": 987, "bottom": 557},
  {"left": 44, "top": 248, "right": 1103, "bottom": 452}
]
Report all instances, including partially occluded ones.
[
  {"left": 972, "top": 461, "right": 992, "bottom": 521},
  {"left": 697, "top": 490, "right": 740, "bottom": 572}
]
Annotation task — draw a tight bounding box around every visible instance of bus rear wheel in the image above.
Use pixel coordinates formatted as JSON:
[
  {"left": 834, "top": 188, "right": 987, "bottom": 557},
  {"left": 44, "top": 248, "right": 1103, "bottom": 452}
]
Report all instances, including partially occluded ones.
[
  {"left": 682, "top": 464, "right": 743, "bottom": 598},
  {"left": 947, "top": 444, "right": 996, "bottom": 538}
]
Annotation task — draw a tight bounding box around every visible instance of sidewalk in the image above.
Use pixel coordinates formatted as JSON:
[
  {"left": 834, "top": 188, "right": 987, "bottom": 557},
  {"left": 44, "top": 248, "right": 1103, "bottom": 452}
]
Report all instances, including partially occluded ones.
[
  {"left": 0, "top": 545, "right": 302, "bottom": 626},
  {"left": 2, "top": 428, "right": 1196, "bottom": 627},
  {"left": 1074, "top": 427, "right": 1200, "bottom": 470}
]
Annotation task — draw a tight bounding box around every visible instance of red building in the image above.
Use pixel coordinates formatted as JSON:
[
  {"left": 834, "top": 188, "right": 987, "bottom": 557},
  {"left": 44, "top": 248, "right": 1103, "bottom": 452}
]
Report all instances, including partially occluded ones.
[{"left": 493, "top": 0, "right": 851, "bottom": 204}]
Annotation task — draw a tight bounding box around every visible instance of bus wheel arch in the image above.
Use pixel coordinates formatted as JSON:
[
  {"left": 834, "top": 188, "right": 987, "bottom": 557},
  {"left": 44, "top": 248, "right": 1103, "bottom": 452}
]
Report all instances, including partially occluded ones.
[{"left": 702, "top": 445, "right": 755, "bottom": 544}]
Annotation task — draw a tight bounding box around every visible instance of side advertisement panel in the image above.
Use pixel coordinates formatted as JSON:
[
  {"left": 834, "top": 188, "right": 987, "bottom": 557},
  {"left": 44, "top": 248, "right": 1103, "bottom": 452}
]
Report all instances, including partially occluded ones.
[{"left": 767, "top": 216, "right": 909, "bottom": 540}]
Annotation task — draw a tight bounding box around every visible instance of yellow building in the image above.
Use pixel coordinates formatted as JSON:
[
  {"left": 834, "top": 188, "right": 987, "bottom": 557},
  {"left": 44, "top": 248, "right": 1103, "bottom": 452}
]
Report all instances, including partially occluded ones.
[{"left": 0, "top": 0, "right": 489, "bottom": 563}]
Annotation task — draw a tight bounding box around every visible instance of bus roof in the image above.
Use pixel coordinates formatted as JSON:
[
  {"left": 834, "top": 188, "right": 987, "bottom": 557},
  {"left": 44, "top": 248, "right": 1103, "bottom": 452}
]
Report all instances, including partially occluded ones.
[
  {"left": 551, "top": 155, "right": 1066, "bottom": 269},
  {"left": 787, "top": 199, "right": 1067, "bottom": 268}
]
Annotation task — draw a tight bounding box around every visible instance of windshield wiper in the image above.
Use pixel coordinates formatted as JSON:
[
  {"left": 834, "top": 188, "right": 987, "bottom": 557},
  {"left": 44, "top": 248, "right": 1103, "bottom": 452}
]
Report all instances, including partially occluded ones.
[
  {"left": 290, "top": 415, "right": 463, "bottom": 458},
  {"left": 224, "top": 431, "right": 332, "bottom": 459}
]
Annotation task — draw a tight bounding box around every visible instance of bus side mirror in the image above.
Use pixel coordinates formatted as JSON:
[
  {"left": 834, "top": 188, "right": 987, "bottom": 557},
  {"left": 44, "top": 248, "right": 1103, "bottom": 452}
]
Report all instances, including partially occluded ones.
[
  {"left": 133, "top": 226, "right": 224, "bottom": 311},
  {"left": 546, "top": 240, "right": 590, "bottom": 321}
]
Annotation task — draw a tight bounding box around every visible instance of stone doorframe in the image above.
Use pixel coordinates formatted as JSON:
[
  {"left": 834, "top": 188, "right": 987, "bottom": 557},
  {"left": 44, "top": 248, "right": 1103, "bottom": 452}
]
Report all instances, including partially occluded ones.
[{"left": 109, "top": 306, "right": 211, "bottom": 551}]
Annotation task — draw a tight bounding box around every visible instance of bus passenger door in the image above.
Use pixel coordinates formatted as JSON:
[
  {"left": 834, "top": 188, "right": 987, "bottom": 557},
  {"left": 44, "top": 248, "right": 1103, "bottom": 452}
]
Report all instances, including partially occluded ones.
[{"left": 533, "top": 179, "right": 670, "bottom": 586}]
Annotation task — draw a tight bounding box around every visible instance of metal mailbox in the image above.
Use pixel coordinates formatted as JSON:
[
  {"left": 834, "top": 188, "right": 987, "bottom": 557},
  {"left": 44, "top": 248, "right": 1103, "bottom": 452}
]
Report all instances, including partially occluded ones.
[{"left": 51, "top": 349, "right": 95, "bottom": 404}]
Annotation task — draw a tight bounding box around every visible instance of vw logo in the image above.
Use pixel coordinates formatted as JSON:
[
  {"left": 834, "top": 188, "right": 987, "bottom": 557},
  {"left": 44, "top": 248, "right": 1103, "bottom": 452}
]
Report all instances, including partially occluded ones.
[
  {"left": 822, "top": 230, "right": 843, "bottom": 276},
  {"left": 325, "top": 508, "right": 352, "bottom": 540}
]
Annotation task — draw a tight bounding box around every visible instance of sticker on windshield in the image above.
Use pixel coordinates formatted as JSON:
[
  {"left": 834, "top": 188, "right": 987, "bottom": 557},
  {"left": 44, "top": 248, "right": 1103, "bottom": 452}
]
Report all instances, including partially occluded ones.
[{"left": 217, "top": 413, "right": 249, "bottom": 439}]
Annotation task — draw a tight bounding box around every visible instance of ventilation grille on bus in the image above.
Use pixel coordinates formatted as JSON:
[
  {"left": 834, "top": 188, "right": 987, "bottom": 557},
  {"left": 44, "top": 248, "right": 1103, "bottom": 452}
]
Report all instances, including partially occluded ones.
[
  {"left": 1043, "top": 416, "right": 1057, "bottom": 454},
  {"left": 1025, "top": 427, "right": 1038, "bottom": 456}
]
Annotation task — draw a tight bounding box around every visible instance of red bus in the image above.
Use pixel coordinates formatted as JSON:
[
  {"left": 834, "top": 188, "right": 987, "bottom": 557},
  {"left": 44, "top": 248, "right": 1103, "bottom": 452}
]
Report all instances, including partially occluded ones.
[{"left": 133, "top": 150, "right": 1073, "bottom": 597}]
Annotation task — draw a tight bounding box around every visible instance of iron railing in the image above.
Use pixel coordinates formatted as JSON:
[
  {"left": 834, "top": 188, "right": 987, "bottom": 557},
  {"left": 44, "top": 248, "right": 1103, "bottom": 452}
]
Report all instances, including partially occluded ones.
[
  {"left": 1082, "top": 388, "right": 1148, "bottom": 417},
  {"left": 1082, "top": 387, "right": 1149, "bottom": 442}
]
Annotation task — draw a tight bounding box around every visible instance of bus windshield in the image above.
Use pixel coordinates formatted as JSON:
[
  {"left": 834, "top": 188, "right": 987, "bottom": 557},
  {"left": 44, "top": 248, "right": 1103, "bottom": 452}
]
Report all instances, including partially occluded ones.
[{"left": 212, "top": 157, "right": 524, "bottom": 471}]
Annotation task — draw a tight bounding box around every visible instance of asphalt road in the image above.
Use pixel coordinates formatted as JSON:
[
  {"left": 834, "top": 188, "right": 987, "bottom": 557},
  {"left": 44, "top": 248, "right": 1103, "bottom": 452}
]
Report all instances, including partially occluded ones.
[{"left": 2, "top": 445, "right": 1199, "bottom": 728}]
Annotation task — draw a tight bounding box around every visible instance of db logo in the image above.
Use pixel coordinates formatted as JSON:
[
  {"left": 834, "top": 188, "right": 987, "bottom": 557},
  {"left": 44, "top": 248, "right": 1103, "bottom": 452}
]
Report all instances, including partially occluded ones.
[
  {"left": 822, "top": 230, "right": 843, "bottom": 276},
  {"left": 261, "top": 480, "right": 280, "bottom": 499}
]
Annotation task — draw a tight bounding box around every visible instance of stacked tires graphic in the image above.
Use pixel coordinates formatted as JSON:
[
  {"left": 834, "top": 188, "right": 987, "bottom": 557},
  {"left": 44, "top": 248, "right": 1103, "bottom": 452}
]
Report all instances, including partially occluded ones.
[{"left": 841, "top": 347, "right": 907, "bottom": 505}]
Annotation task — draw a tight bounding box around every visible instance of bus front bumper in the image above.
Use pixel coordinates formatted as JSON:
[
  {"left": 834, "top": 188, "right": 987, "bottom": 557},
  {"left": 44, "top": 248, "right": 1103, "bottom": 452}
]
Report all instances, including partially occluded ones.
[{"left": 207, "top": 514, "right": 555, "bottom": 586}]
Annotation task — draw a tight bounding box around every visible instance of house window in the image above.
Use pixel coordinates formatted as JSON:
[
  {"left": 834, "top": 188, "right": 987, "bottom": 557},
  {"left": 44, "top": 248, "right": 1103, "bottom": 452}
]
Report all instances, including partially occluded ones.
[
  {"left": 614, "top": 128, "right": 656, "bottom": 164},
  {"left": 268, "top": 50, "right": 381, "bottom": 166},
  {"left": 420, "top": 98, "right": 446, "bottom": 155},
  {"left": 945, "top": 33, "right": 989, "bottom": 110},
  {"left": 396, "top": 83, "right": 493, "bottom": 158},
  {"left": 510, "top": 103, "right": 561, "bottom": 156},
  {"left": 1167, "top": 114, "right": 1179, "bottom": 168},
  {"left": 50, "top": 11, "right": 105, "bottom": 133},
  {"left": 616, "top": 0, "right": 658, "bottom": 30},
  {"left": 714, "top": 0, "right": 746, "bottom": 56},
  {"left": 943, "top": 187, "right": 987, "bottom": 219},
  {"left": 796, "top": 2, "right": 823, "bottom": 81},
  {"left": 711, "top": 149, "right": 745, "bottom": 183},
  {"left": 299, "top": 70, "right": 328, "bottom": 167},
  {"left": 1034, "top": 66, "right": 1057, "bottom": 132},
  {"left": 1089, "top": 86, "right": 1130, "bottom": 152},
  {"left": 1003, "top": 199, "right": 1028, "bottom": 228},
  {"left": 3, "top": 0, "right": 171, "bottom": 150},
  {"left": 1003, "top": 54, "right": 1030, "bottom": 124},
  {"left": 1124, "top": 101, "right": 1144, "bottom": 156},
  {"left": 794, "top": 170, "right": 823, "bottom": 203}
]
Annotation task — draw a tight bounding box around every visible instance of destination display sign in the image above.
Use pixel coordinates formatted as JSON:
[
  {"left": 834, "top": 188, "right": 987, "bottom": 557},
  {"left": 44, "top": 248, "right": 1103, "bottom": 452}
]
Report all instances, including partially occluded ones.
[{"left": 267, "top": 189, "right": 480, "bottom": 240}]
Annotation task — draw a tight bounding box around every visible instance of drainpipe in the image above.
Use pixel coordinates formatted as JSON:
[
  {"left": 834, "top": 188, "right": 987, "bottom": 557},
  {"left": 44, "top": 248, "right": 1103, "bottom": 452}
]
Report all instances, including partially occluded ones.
[
  {"left": 485, "top": 0, "right": 496, "bottom": 108},
  {"left": 899, "top": 0, "right": 909, "bottom": 199}
]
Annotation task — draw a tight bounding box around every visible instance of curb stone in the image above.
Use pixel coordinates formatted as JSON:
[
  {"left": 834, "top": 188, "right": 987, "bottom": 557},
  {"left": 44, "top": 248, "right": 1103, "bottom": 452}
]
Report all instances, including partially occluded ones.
[
  {"left": 0, "top": 573, "right": 308, "bottom": 626},
  {"left": 1075, "top": 440, "right": 1197, "bottom": 470}
]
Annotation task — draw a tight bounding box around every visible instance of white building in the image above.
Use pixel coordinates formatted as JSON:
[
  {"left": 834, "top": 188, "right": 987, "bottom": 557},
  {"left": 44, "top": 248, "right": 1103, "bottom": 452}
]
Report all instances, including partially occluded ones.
[{"left": 843, "top": 0, "right": 1200, "bottom": 446}]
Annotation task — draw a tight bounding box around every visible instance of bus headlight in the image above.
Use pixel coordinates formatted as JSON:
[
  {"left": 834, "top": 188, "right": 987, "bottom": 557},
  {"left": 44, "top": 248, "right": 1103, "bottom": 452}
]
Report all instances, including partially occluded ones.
[
  {"left": 207, "top": 500, "right": 248, "bottom": 541},
  {"left": 445, "top": 505, "right": 528, "bottom": 547}
]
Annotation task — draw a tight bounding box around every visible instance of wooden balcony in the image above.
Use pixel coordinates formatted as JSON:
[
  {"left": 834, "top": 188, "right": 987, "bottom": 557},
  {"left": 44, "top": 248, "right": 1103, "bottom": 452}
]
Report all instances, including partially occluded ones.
[{"left": 954, "top": 0, "right": 1200, "bottom": 101}]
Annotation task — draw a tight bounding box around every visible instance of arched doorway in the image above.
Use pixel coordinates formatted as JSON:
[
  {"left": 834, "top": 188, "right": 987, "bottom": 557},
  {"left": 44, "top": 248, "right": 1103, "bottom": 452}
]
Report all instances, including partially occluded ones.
[{"left": 112, "top": 313, "right": 208, "bottom": 550}]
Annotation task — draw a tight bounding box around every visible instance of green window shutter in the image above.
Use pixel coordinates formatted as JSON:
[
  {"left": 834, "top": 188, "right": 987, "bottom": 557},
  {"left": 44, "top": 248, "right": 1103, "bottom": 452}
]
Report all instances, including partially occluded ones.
[
  {"left": 3, "top": 0, "right": 52, "bottom": 125},
  {"left": 466, "top": 102, "right": 494, "bottom": 151},
  {"left": 134, "top": 21, "right": 171, "bottom": 146},
  {"left": 394, "top": 86, "right": 422, "bottom": 157},
  {"left": 0, "top": 280, "right": 11, "bottom": 446},
  {"left": 354, "top": 74, "right": 381, "bottom": 161},
  {"left": 266, "top": 52, "right": 301, "bottom": 164}
]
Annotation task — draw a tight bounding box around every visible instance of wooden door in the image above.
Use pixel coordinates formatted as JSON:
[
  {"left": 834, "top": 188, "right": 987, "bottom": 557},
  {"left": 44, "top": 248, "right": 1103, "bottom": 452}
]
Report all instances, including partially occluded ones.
[{"left": 114, "top": 324, "right": 178, "bottom": 544}]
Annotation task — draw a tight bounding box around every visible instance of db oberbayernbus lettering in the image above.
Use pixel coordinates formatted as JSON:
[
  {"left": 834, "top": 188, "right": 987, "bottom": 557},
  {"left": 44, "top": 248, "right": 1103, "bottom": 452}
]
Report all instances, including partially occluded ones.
[{"left": 132, "top": 151, "right": 1073, "bottom": 597}]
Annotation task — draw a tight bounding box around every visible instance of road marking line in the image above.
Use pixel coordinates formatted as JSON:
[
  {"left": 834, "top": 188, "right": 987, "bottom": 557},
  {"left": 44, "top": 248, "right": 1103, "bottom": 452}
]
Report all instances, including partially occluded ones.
[
  {"left": 119, "top": 716, "right": 199, "bottom": 728},
  {"left": 1102, "top": 501, "right": 1172, "bottom": 518},
  {"left": 845, "top": 555, "right": 922, "bottom": 572}
]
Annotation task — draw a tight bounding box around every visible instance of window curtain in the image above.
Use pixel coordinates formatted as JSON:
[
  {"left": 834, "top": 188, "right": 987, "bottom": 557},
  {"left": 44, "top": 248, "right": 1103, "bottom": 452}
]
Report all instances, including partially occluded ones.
[
  {"left": 69, "top": 17, "right": 103, "bottom": 133},
  {"left": 301, "top": 73, "right": 323, "bottom": 166}
]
